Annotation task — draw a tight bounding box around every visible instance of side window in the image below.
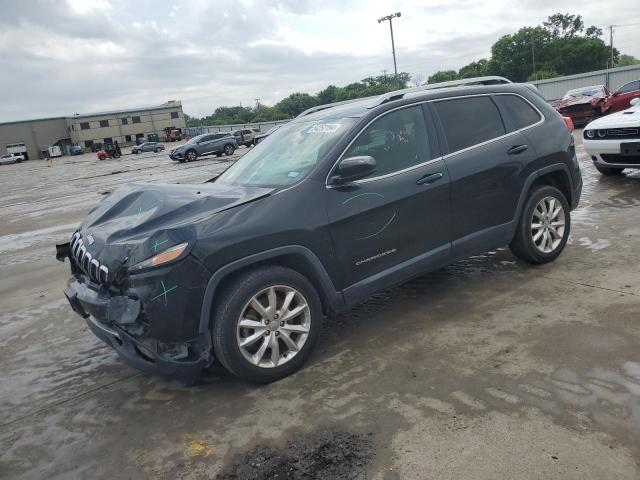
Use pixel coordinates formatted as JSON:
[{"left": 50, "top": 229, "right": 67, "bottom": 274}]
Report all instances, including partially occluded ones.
[
  {"left": 492, "top": 95, "right": 542, "bottom": 131},
  {"left": 619, "top": 81, "right": 640, "bottom": 93},
  {"left": 343, "top": 105, "right": 431, "bottom": 178},
  {"left": 434, "top": 96, "right": 506, "bottom": 153}
]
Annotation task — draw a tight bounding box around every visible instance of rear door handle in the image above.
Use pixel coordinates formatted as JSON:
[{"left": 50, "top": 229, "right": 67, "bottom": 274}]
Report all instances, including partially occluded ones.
[
  {"left": 507, "top": 144, "right": 528, "bottom": 155},
  {"left": 416, "top": 172, "right": 443, "bottom": 185}
]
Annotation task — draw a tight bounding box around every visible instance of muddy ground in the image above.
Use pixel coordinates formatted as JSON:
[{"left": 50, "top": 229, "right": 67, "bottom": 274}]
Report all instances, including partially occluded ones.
[{"left": 1, "top": 134, "right": 639, "bottom": 479}]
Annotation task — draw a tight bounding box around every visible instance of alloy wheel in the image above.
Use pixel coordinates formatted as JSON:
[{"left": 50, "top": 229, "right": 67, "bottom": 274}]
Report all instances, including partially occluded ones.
[
  {"left": 531, "top": 196, "right": 565, "bottom": 253},
  {"left": 236, "top": 285, "right": 311, "bottom": 368}
]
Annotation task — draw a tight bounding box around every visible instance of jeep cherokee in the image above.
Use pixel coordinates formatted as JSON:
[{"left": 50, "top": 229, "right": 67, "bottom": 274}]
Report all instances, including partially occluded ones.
[{"left": 57, "top": 79, "right": 582, "bottom": 384}]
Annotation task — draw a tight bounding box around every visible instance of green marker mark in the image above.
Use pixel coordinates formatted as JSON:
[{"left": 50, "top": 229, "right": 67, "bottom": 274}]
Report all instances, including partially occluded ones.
[
  {"left": 151, "top": 238, "right": 169, "bottom": 252},
  {"left": 151, "top": 280, "right": 178, "bottom": 306}
]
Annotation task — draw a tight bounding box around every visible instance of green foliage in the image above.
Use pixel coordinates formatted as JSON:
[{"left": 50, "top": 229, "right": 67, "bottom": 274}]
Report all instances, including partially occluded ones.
[
  {"left": 186, "top": 72, "right": 410, "bottom": 126},
  {"left": 453, "top": 12, "right": 622, "bottom": 84},
  {"left": 427, "top": 70, "right": 458, "bottom": 84},
  {"left": 618, "top": 54, "right": 640, "bottom": 67},
  {"left": 526, "top": 70, "right": 560, "bottom": 81}
]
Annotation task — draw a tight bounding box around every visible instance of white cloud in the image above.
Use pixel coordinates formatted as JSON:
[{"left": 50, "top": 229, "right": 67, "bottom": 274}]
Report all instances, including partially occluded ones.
[{"left": 0, "top": 0, "right": 638, "bottom": 120}]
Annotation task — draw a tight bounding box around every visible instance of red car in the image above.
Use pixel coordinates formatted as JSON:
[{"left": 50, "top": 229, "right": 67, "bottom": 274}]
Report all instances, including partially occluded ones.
[
  {"left": 555, "top": 80, "right": 640, "bottom": 126},
  {"left": 608, "top": 79, "right": 640, "bottom": 113},
  {"left": 554, "top": 85, "right": 611, "bottom": 126}
]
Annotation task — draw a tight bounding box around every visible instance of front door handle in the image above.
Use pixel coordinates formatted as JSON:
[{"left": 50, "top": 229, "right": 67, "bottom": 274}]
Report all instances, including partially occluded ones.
[
  {"left": 416, "top": 172, "right": 443, "bottom": 185},
  {"left": 507, "top": 144, "right": 528, "bottom": 155}
]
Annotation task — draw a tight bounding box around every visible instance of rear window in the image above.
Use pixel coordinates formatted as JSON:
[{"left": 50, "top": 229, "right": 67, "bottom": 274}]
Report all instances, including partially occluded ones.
[
  {"left": 434, "top": 96, "right": 506, "bottom": 153},
  {"left": 493, "top": 95, "right": 541, "bottom": 131}
]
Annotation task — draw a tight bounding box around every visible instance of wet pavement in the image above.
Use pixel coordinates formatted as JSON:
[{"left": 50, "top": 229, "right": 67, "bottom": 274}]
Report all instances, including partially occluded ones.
[{"left": 1, "top": 134, "right": 639, "bottom": 479}]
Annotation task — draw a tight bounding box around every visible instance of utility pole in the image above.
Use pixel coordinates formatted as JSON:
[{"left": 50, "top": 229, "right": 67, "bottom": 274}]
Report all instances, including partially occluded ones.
[
  {"left": 608, "top": 25, "right": 614, "bottom": 69},
  {"left": 254, "top": 98, "right": 260, "bottom": 121},
  {"left": 378, "top": 12, "right": 401, "bottom": 86},
  {"left": 531, "top": 40, "right": 536, "bottom": 81}
]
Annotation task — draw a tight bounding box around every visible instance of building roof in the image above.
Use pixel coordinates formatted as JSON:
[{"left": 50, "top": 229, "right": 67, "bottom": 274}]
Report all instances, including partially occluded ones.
[
  {"left": 66, "top": 101, "right": 182, "bottom": 120},
  {"left": 0, "top": 101, "right": 182, "bottom": 126}
]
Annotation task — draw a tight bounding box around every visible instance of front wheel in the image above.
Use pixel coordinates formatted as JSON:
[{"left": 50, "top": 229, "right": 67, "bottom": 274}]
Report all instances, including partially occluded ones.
[
  {"left": 509, "top": 185, "right": 570, "bottom": 264},
  {"left": 185, "top": 149, "right": 197, "bottom": 162},
  {"left": 155, "top": 148, "right": 161, "bottom": 153},
  {"left": 595, "top": 165, "right": 624, "bottom": 175},
  {"left": 224, "top": 144, "right": 235, "bottom": 156},
  {"left": 212, "top": 266, "right": 322, "bottom": 383}
]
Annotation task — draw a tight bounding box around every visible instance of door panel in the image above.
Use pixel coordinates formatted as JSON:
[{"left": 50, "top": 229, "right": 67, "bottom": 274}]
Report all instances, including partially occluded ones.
[
  {"left": 444, "top": 131, "right": 533, "bottom": 243},
  {"left": 326, "top": 161, "right": 450, "bottom": 290}
]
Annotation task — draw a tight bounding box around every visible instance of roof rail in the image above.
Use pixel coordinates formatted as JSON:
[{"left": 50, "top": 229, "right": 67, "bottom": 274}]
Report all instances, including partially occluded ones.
[
  {"left": 372, "top": 76, "right": 513, "bottom": 107},
  {"left": 296, "top": 95, "right": 379, "bottom": 118}
]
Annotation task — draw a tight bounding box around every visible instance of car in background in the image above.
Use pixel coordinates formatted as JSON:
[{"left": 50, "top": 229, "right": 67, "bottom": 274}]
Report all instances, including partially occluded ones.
[
  {"left": 169, "top": 132, "right": 238, "bottom": 163},
  {"left": 69, "top": 145, "right": 84, "bottom": 156},
  {"left": 583, "top": 97, "right": 640, "bottom": 175},
  {"left": 253, "top": 124, "right": 282, "bottom": 145},
  {"left": 608, "top": 79, "right": 640, "bottom": 113},
  {"left": 0, "top": 153, "right": 24, "bottom": 165},
  {"left": 132, "top": 142, "right": 165, "bottom": 154},
  {"left": 555, "top": 85, "right": 611, "bottom": 126},
  {"left": 233, "top": 128, "right": 261, "bottom": 147}
]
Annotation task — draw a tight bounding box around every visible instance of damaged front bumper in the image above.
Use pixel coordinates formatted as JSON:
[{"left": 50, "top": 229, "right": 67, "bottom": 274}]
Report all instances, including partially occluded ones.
[{"left": 63, "top": 265, "right": 213, "bottom": 385}]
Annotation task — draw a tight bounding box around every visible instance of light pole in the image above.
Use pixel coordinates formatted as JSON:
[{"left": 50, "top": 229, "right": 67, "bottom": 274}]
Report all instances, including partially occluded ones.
[{"left": 378, "top": 12, "right": 401, "bottom": 85}]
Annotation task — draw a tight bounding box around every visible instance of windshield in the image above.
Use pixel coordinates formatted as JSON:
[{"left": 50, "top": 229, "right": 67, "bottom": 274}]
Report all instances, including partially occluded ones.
[
  {"left": 217, "top": 118, "right": 356, "bottom": 187},
  {"left": 563, "top": 86, "right": 604, "bottom": 100}
]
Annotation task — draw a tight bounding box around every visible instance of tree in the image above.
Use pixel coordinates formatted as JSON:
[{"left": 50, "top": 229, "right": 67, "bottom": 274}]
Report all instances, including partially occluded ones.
[
  {"left": 427, "top": 70, "right": 458, "bottom": 84},
  {"left": 526, "top": 70, "right": 560, "bottom": 81},
  {"left": 618, "top": 54, "right": 640, "bottom": 67},
  {"left": 274, "top": 93, "right": 318, "bottom": 117},
  {"left": 458, "top": 59, "right": 489, "bottom": 78},
  {"left": 543, "top": 13, "right": 584, "bottom": 38}
]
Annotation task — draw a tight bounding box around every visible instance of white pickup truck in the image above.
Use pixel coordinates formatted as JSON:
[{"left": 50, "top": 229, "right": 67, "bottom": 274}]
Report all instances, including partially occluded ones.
[{"left": 0, "top": 153, "right": 25, "bottom": 165}]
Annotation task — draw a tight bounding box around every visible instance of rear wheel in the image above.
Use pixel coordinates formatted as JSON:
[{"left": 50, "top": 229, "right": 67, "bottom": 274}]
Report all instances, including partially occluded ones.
[
  {"left": 155, "top": 148, "right": 161, "bottom": 153},
  {"left": 186, "top": 149, "right": 197, "bottom": 162},
  {"left": 509, "top": 185, "right": 570, "bottom": 264},
  {"left": 224, "top": 144, "right": 235, "bottom": 156},
  {"left": 595, "top": 165, "right": 624, "bottom": 175},
  {"left": 212, "top": 266, "right": 322, "bottom": 383}
]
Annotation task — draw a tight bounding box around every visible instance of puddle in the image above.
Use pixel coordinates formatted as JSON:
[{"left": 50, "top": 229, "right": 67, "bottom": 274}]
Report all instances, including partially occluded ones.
[
  {"left": 576, "top": 237, "right": 611, "bottom": 251},
  {"left": 216, "top": 430, "right": 374, "bottom": 480}
]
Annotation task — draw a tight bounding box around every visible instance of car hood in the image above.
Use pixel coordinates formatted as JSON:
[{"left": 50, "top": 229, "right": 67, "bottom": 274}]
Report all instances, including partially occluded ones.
[
  {"left": 555, "top": 96, "right": 602, "bottom": 109},
  {"left": 74, "top": 182, "right": 274, "bottom": 275},
  {"left": 585, "top": 107, "right": 640, "bottom": 129}
]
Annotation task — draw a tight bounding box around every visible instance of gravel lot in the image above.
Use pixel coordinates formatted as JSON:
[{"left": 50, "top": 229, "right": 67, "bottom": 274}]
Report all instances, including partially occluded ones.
[{"left": 1, "top": 134, "right": 640, "bottom": 479}]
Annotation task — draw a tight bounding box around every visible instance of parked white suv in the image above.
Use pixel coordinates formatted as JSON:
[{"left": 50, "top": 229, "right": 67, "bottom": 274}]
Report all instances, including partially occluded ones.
[
  {"left": 583, "top": 97, "right": 640, "bottom": 175},
  {"left": 0, "top": 153, "right": 25, "bottom": 165}
]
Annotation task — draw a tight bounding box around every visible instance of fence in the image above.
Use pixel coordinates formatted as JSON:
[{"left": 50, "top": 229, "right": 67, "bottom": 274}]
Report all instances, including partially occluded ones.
[
  {"left": 530, "top": 64, "right": 640, "bottom": 101},
  {"left": 184, "top": 119, "right": 291, "bottom": 138}
]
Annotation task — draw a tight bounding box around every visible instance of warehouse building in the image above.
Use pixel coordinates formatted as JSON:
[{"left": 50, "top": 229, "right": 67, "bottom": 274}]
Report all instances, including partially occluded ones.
[{"left": 0, "top": 101, "right": 185, "bottom": 160}]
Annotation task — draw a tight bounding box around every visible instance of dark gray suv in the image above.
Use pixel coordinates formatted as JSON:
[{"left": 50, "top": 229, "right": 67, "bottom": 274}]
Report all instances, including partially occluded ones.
[
  {"left": 169, "top": 132, "right": 238, "bottom": 162},
  {"left": 59, "top": 78, "right": 582, "bottom": 385}
]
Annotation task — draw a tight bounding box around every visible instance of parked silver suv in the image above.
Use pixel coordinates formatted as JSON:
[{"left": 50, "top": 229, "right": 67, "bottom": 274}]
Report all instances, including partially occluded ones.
[
  {"left": 169, "top": 133, "right": 238, "bottom": 163},
  {"left": 132, "top": 142, "right": 164, "bottom": 154}
]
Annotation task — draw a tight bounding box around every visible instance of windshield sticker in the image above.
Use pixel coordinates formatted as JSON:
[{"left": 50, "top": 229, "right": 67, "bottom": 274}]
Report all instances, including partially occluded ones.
[
  {"left": 288, "top": 171, "right": 300, "bottom": 178},
  {"left": 307, "top": 123, "right": 341, "bottom": 134}
]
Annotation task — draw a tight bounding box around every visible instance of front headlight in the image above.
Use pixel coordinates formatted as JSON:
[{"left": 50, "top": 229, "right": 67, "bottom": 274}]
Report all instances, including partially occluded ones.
[
  {"left": 131, "top": 242, "right": 188, "bottom": 270},
  {"left": 585, "top": 129, "right": 596, "bottom": 139}
]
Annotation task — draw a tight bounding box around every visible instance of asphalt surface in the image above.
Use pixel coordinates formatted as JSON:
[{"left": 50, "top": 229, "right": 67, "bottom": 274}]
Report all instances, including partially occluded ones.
[{"left": 1, "top": 135, "right": 639, "bottom": 479}]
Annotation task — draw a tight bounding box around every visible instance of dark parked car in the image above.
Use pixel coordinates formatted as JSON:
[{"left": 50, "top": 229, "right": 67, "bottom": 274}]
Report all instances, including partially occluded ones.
[
  {"left": 169, "top": 132, "right": 237, "bottom": 162},
  {"left": 58, "top": 79, "right": 581, "bottom": 385},
  {"left": 132, "top": 142, "right": 164, "bottom": 154},
  {"left": 69, "top": 145, "right": 84, "bottom": 156}
]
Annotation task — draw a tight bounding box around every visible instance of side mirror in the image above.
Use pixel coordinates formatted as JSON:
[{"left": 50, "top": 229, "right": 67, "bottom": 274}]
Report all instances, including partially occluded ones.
[
  {"left": 330, "top": 156, "right": 377, "bottom": 185},
  {"left": 630, "top": 97, "right": 640, "bottom": 107}
]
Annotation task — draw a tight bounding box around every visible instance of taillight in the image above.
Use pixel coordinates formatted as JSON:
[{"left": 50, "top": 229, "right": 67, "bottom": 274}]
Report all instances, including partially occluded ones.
[{"left": 563, "top": 116, "right": 574, "bottom": 132}]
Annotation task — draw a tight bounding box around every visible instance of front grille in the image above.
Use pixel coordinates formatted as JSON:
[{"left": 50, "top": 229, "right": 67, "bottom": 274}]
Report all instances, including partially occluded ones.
[
  {"left": 601, "top": 154, "right": 640, "bottom": 165},
  {"left": 70, "top": 232, "right": 109, "bottom": 284},
  {"left": 560, "top": 104, "right": 592, "bottom": 114},
  {"left": 603, "top": 128, "right": 640, "bottom": 139}
]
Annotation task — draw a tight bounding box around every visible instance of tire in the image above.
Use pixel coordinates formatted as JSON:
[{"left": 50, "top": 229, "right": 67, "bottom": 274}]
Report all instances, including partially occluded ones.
[
  {"left": 155, "top": 148, "right": 161, "bottom": 153},
  {"left": 135, "top": 150, "right": 140, "bottom": 155},
  {"left": 212, "top": 266, "right": 322, "bottom": 383},
  {"left": 595, "top": 165, "right": 624, "bottom": 175},
  {"left": 215, "top": 152, "right": 222, "bottom": 157},
  {"left": 185, "top": 149, "right": 197, "bottom": 162},
  {"left": 245, "top": 142, "right": 252, "bottom": 148},
  {"left": 509, "top": 185, "right": 570, "bottom": 265},
  {"left": 178, "top": 158, "right": 185, "bottom": 163},
  {"left": 224, "top": 144, "right": 235, "bottom": 156}
]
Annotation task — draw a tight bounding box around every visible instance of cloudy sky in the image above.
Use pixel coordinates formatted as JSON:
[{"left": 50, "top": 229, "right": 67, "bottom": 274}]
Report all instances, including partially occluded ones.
[{"left": 1, "top": 0, "right": 639, "bottom": 121}]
